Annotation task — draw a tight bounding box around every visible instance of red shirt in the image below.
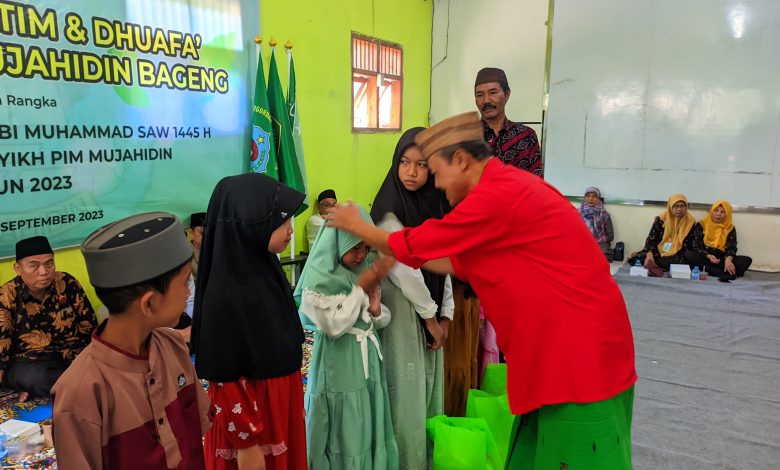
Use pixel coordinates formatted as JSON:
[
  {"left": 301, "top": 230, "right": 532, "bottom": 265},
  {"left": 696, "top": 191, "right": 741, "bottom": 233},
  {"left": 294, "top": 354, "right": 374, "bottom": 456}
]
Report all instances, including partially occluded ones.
[{"left": 388, "top": 158, "right": 636, "bottom": 414}]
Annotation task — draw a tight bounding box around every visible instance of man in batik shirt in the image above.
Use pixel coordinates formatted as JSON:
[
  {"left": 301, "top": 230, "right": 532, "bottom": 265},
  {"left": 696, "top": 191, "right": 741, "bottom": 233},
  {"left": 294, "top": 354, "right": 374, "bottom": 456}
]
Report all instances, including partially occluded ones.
[
  {"left": 475, "top": 67, "right": 543, "bottom": 177},
  {"left": 0, "top": 236, "right": 97, "bottom": 401}
]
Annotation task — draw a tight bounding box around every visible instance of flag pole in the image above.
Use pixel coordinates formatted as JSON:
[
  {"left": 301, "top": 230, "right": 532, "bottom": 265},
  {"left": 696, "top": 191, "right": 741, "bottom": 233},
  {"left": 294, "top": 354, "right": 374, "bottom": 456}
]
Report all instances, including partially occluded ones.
[
  {"left": 254, "top": 35, "right": 262, "bottom": 62},
  {"left": 284, "top": 40, "right": 297, "bottom": 267},
  {"left": 257, "top": 35, "right": 280, "bottom": 265}
]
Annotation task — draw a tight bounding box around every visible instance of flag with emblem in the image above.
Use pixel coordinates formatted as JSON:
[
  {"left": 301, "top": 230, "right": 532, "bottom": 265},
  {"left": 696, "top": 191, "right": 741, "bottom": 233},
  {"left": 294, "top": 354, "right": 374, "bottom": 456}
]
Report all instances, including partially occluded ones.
[
  {"left": 267, "top": 47, "right": 308, "bottom": 215},
  {"left": 249, "top": 46, "right": 277, "bottom": 177}
]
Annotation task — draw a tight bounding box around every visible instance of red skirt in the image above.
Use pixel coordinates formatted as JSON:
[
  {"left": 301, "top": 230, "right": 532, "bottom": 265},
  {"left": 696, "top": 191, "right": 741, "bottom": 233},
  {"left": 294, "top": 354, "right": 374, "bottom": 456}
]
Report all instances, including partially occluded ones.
[{"left": 204, "top": 371, "right": 307, "bottom": 469}]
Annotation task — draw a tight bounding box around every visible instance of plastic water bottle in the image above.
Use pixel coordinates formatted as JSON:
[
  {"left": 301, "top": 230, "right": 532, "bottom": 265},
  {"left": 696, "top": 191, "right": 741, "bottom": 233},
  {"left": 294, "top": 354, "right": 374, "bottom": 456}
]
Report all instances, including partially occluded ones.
[
  {"left": 634, "top": 259, "right": 641, "bottom": 267},
  {"left": 691, "top": 266, "right": 700, "bottom": 280},
  {"left": 0, "top": 430, "right": 8, "bottom": 460}
]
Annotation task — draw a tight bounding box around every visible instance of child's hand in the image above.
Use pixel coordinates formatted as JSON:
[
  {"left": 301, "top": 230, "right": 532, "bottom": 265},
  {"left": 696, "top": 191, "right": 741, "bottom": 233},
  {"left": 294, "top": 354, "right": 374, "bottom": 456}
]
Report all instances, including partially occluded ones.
[
  {"left": 425, "top": 317, "right": 445, "bottom": 350},
  {"left": 438, "top": 317, "right": 450, "bottom": 345}
]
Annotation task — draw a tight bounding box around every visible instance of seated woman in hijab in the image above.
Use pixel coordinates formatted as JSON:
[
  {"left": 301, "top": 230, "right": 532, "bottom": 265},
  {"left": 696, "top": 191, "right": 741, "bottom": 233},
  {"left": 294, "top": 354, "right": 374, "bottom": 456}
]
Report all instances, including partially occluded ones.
[
  {"left": 294, "top": 209, "right": 399, "bottom": 469},
  {"left": 579, "top": 186, "right": 614, "bottom": 259},
  {"left": 688, "top": 200, "right": 752, "bottom": 281},
  {"left": 629, "top": 194, "right": 698, "bottom": 271},
  {"left": 371, "top": 127, "right": 454, "bottom": 468}
]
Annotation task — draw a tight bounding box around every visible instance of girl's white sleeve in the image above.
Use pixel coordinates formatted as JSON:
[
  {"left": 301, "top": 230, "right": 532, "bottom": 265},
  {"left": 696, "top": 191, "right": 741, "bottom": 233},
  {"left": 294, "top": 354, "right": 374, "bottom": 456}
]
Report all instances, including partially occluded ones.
[{"left": 441, "top": 275, "right": 454, "bottom": 320}]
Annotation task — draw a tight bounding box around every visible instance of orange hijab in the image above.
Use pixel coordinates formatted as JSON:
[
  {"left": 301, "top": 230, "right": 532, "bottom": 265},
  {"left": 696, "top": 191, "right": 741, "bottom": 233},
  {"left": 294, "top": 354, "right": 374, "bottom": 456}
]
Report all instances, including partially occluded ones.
[
  {"left": 657, "top": 194, "right": 695, "bottom": 256},
  {"left": 699, "top": 200, "right": 734, "bottom": 251}
]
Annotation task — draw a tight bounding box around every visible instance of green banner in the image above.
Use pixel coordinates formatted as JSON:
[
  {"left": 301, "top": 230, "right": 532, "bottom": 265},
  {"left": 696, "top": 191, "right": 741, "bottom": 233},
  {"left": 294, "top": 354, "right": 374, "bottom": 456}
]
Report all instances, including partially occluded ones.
[{"left": 0, "top": 0, "right": 259, "bottom": 258}]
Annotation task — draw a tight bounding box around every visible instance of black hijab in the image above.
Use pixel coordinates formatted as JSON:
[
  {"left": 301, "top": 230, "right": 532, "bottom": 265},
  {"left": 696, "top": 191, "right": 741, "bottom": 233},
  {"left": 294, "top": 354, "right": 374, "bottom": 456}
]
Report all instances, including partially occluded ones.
[
  {"left": 192, "top": 173, "right": 305, "bottom": 382},
  {"left": 371, "top": 128, "right": 450, "bottom": 338}
]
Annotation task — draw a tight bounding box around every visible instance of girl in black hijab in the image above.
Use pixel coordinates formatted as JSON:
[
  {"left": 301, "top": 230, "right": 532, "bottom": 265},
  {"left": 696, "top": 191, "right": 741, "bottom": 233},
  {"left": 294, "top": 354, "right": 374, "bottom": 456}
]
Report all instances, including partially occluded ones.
[
  {"left": 370, "top": 127, "right": 454, "bottom": 467},
  {"left": 192, "top": 173, "right": 307, "bottom": 470}
]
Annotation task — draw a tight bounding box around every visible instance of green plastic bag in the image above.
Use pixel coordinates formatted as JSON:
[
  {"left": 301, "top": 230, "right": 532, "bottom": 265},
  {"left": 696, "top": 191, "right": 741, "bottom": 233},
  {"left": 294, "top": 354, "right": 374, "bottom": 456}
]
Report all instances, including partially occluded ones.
[
  {"left": 480, "top": 363, "right": 508, "bottom": 397},
  {"left": 426, "top": 415, "right": 503, "bottom": 470},
  {"left": 466, "top": 389, "right": 515, "bottom": 462}
]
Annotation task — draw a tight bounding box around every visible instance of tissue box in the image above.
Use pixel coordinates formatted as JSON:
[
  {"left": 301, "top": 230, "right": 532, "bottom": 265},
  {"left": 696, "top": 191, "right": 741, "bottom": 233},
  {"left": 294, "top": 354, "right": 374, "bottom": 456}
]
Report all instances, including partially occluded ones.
[
  {"left": 629, "top": 266, "right": 648, "bottom": 277},
  {"left": 670, "top": 264, "right": 691, "bottom": 279},
  {"left": 0, "top": 419, "right": 42, "bottom": 441}
]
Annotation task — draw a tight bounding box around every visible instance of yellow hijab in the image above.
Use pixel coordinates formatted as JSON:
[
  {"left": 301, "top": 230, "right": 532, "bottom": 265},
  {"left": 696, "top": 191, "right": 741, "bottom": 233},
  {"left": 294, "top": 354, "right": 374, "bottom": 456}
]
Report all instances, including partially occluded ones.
[
  {"left": 699, "top": 200, "right": 734, "bottom": 251},
  {"left": 657, "top": 194, "right": 695, "bottom": 256}
]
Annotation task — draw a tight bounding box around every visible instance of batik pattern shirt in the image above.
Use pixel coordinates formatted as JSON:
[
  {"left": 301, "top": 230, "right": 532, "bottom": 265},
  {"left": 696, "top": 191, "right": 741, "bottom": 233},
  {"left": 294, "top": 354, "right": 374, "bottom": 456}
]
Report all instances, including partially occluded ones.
[
  {"left": 0, "top": 272, "right": 96, "bottom": 370},
  {"left": 483, "top": 119, "right": 543, "bottom": 177}
]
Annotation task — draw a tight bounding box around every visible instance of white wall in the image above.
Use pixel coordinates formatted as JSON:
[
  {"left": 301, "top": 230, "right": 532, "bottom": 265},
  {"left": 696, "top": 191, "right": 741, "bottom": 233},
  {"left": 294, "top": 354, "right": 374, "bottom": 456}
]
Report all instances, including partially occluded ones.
[
  {"left": 430, "top": 0, "right": 548, "bottom": 137},
  {"left": 577, "top": 203, "right": 780, "bottom": 272},
  {"left": 431, "top": 0, "right": 780, "bottom": 271},
  {"left": 545, "top": 0, "right": 780, "bottom": 208}
]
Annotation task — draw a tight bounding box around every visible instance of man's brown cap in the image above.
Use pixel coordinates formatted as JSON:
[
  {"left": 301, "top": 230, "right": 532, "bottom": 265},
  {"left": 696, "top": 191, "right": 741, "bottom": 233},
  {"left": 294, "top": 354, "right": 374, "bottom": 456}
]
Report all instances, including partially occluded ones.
[{"left": 414, "top": 112, "right": 484, "bottom": 160}]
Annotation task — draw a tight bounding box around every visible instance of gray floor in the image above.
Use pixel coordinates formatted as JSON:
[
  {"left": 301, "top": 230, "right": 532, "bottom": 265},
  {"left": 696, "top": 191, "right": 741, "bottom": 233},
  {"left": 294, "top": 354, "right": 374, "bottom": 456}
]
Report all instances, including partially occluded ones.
[{"left": 615, "top": 268, "right": 780, "bottom": 469}]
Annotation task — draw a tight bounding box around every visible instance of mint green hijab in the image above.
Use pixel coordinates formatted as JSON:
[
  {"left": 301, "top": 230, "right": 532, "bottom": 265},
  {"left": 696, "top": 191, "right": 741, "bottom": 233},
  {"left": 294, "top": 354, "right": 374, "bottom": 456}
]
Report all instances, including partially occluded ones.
[{"left": 294, "top": 207, "right": 374, "bottom": 301}]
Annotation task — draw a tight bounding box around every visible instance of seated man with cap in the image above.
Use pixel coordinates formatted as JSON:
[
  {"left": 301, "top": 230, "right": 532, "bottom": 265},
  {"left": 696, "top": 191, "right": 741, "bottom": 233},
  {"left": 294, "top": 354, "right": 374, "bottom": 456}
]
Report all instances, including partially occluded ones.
[
  {"left": 51, "top": 212, "right": 211, "bottom": 469},
  {"left": 186, "top": 212, "right": 206, "bottom": 279},
  {"left": 0, "top": 236, "right": 97, "bottom": 402},
  {"left": 179, "top": 211, "right": 206, "bottom": 332},
  {"left": 306, "top": 189, "right": 338, "bottom": 248},
  {"left": 475, "top": 67, "right": 543, "bottom": 177}
]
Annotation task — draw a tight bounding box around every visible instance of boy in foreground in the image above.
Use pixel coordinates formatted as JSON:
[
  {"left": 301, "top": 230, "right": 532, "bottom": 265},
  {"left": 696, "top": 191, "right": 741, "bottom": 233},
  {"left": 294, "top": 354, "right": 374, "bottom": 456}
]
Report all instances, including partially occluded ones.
[{"left": 52, "top": 212, "right": 212, "bottom": 469}]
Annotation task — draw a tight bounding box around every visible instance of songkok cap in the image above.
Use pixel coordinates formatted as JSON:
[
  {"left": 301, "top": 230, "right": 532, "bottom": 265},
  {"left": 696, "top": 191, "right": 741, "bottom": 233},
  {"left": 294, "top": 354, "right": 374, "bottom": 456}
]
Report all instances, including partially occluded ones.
[
  {"left": 16, "top": 236, "right": 53, "bottom": 262},
  {"left": 415, "top": 112, "right": 484, "bottom": 160},
  {"left": 81, "top": 212, "right": 192, "bottom": 288},
  {"left": 189, "top": 212, "right": 206, "bottom": 229},
  {"left": 475, "top": 67, "right": 509, "bottom": 91},
  {"left": 317, "top": 189, "right": 337, "bottom": 202}
]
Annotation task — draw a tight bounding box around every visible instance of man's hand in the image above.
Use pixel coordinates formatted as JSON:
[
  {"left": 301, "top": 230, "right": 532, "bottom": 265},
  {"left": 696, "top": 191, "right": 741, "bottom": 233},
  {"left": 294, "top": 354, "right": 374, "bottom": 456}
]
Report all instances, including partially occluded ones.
[
  {"left": 357, "top": 256, "right": 396, "bottom": 293},
  {"left": 367, "top": 287, "right": 382, "bottom": 317},
  {"left": 323, "top": 202, "right": 362, "bottom": 232}
]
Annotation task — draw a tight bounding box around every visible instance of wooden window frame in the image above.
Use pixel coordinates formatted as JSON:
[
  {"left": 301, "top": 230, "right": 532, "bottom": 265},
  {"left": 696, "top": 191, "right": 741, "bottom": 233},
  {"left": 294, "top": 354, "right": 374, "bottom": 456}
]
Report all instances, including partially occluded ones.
[{"left": 351, "top": 32, "right": 403, "bottom": 133}]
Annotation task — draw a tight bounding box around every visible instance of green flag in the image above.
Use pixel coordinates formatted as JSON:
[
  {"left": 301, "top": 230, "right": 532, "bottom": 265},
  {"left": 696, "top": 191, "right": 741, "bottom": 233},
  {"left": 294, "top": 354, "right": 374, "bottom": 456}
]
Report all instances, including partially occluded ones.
[
  {"left": 286, "top": 49, "right": 310, "bottom": 211},
  {"left": 268, "top": 47, "right": 308, "bottom": 215},
  {"left": 250, "top": 48, "right": 277, "bottom": 177}
]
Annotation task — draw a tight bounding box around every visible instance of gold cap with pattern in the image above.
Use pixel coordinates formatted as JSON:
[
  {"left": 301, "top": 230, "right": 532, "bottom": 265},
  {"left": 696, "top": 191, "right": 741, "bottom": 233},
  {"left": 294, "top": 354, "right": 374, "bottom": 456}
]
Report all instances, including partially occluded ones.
[{"left": 414, "top": 112, "right": 484, "bottom": 159}]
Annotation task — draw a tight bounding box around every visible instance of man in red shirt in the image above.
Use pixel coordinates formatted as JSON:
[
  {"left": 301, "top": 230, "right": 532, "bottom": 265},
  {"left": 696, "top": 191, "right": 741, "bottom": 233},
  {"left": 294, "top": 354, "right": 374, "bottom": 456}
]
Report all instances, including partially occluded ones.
[{"left": 326, "top": 112, "right": 636, "bottom": 469}]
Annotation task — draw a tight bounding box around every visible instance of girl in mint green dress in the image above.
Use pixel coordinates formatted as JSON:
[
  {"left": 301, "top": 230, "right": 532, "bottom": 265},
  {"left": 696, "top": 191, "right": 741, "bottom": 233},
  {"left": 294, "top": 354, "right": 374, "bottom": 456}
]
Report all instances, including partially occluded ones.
[{"left": 294, "top": 211, "right": 400, "bottom": 469}]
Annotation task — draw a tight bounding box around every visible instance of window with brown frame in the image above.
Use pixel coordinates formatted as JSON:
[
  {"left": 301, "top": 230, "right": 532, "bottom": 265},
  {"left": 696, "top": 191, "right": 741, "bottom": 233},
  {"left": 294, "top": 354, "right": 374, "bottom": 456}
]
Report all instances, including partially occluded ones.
[{"left": 352, "top": 33, "right": 402, "bottom": 132}]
